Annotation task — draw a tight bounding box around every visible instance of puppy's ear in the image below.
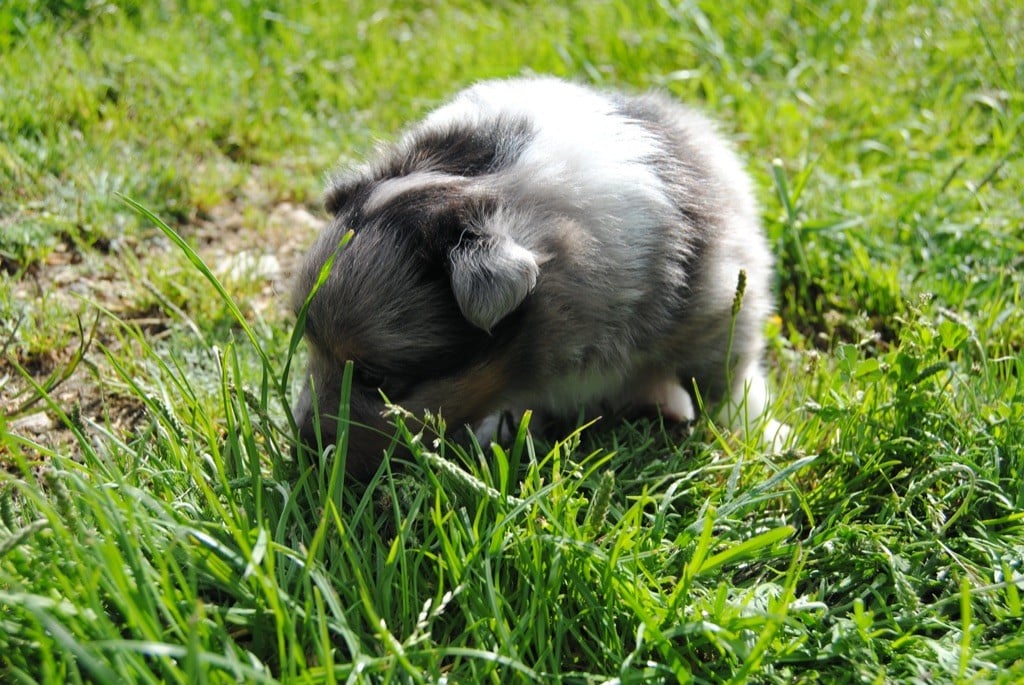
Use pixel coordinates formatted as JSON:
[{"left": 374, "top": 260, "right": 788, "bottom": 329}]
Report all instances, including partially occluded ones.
[{"left": 449, "top": 234, "right": 539, "bottom": 332}]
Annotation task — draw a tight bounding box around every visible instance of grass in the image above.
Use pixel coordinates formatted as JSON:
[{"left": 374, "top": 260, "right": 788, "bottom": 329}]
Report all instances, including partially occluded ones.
[{"left": 2, "top": 0, "right": 1023, "bottom": 681}]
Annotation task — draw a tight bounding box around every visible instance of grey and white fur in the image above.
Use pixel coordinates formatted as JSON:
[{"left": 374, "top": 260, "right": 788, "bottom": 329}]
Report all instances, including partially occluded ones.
[{"left": 292, "top": 77, "right": 780, "bottom": 478}]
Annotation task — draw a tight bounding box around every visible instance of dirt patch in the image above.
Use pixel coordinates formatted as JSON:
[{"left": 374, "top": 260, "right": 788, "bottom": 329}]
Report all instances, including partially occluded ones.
[
  {"left": 197, "top": 200, "right": 327, "bottom": 318},
  {"left": 1, "top": 197, "right": 327, "bottom": 464}
]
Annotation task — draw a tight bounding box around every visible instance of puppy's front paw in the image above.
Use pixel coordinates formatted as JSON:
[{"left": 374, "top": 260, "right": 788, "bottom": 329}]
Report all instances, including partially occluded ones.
[
  {"left": 474, "top": 412, "right": 504, "bottom": 445},
  {"left": 473, "top": 409, "right": 527, "bottom": 446}
]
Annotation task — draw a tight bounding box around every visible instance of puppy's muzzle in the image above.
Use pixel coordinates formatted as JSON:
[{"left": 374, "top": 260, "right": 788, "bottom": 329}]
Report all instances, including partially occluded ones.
[{"left": 292, "top": 403, "right": 398, "bottom": 481}]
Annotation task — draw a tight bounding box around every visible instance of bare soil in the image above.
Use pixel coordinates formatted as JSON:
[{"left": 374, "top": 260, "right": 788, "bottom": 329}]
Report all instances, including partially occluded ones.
[{"left": 1, "top": 197, "right": 327, "bottom": 463}]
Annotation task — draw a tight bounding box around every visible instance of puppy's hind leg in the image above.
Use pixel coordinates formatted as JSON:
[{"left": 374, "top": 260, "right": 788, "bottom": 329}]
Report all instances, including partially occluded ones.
[
  {"left": 636, "top": 375, "right": 697, "bottom": 425},
  {"left": 721, "top": 362, "right": 789, "bottom": 449}
]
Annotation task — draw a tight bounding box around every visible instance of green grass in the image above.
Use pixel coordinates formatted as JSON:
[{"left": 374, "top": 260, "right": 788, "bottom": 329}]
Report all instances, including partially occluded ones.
[{"left": 2, "top": 0, "right": 1023, "bottom": 681}]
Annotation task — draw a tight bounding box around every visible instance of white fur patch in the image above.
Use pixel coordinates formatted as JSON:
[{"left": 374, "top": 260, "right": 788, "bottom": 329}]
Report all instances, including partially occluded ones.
[
  {"left": 425, "top": 77, "right": 672, "bottom": 240},
  {"left": 363, "top": 171, "right": 463, "bottom": 214},
  {"left": 644, "top": 377, "right": 696, "bottom": 423}
]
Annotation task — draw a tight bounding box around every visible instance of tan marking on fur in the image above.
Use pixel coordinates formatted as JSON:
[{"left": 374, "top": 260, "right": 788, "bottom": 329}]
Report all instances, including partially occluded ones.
[
  {"left": 321, "top": 341, "right": 365, "bottom": 372},
  {"left": 406, "top": 360, "right": 511, "bottom": 428}
]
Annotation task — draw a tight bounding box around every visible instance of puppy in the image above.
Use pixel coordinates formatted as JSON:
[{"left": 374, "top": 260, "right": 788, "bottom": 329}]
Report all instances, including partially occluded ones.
[{"left": 292, "top": 77, "right": 778, "bottom": 478}]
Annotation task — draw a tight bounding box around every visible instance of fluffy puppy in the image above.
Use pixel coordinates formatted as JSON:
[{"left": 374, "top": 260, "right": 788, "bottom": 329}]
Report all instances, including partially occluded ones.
[{"left": 292, "top": 77, "right": 777, "bottom": 478}]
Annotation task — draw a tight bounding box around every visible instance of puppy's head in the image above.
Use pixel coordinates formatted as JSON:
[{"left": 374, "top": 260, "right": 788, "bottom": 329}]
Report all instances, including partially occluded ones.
[{"left": 291, "top": 174, "right": 540, "bottom": 478}]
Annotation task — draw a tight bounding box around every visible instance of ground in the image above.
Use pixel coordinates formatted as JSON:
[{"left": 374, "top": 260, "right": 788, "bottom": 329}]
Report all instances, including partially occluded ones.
[
  {"left": 3, "top": 188, "right": 325, "bottom": 458},
  {"left": 1, "top": 1, "right": 1022, "bottom": 682}
]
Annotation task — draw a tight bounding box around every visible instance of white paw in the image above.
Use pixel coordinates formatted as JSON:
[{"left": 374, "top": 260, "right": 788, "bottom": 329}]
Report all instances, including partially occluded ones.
[
  {"left": 761, "top": 418, "right": 792, "bottom": 452},
  {"left": 646, "top": 378, "right": 696, "bottom": 423},
  {"left": 473, "top": 412, "right": 503, "bottom": 444}
]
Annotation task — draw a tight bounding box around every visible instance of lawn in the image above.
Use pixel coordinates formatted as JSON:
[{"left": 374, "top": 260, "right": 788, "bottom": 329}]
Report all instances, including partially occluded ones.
[{"left": 2, "top": 0, "right": 1022, "bottom": 682}]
